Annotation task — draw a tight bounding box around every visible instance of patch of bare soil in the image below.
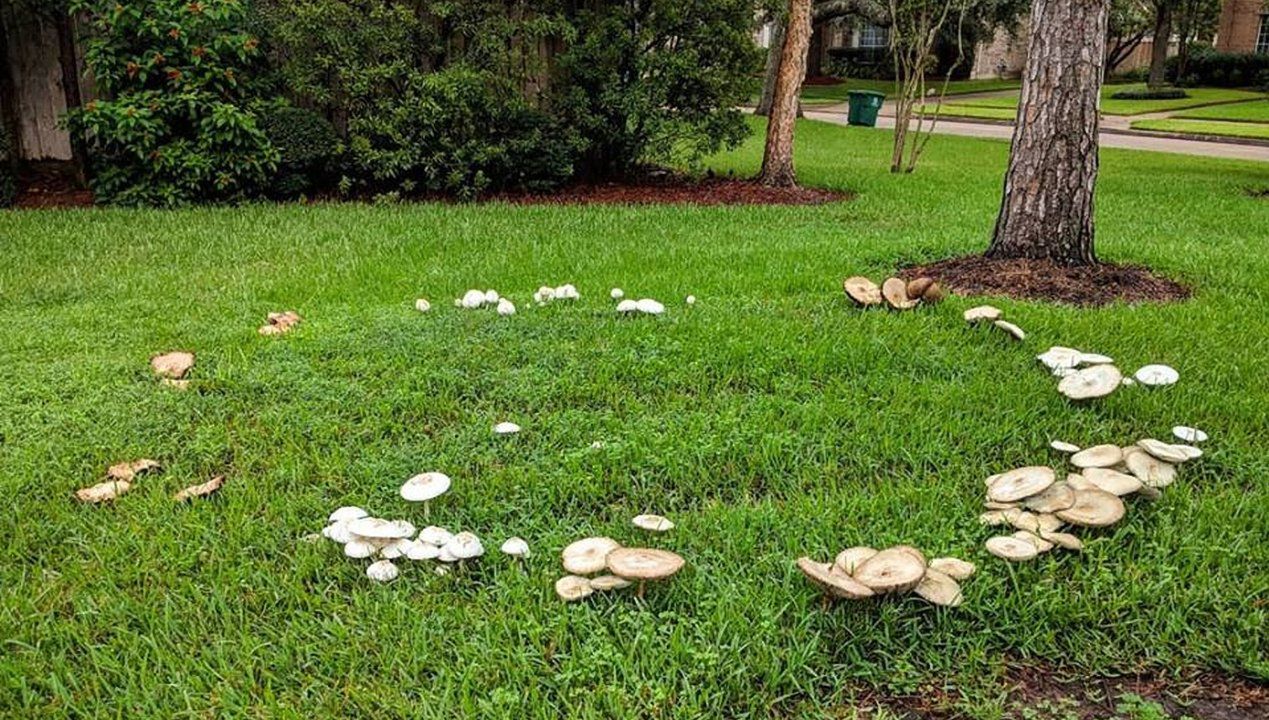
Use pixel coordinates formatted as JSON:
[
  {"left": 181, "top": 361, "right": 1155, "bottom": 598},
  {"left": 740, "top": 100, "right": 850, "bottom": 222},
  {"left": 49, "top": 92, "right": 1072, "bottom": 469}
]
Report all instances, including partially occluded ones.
[
  {"left": 901, "top": 255, "right": 1191, "bottom": 306},
  {"left": 849, "top": 667, "right": 1269, "bottom": 720},
  {"left": 502, "top": 177, "right": 850, "bottom": 207},
  {"left": 14, "top": 162, "right": 94, "bottom": 209}
]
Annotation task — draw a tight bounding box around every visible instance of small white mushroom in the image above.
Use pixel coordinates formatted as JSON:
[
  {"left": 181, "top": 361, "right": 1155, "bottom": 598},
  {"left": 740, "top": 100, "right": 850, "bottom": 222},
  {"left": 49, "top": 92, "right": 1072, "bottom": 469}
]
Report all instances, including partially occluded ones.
[
  {"left": 631, "top": 514, "right": 674, "bottom": 532},
  {"left": 344, "top": 539, "right": 376, "bottom": 559},
  {"left": 347, "top": 517, "right": 416, "bottom": 542},
  {"left": 484, "top": 289, "right": 500, "bottom": 305},
  {"left": 610, "top": 288, "right": 625, "bottom": 300},
  {"left": 493, "top": 421, "right": 521, "bottom": 435},
  {"left": 496, "top": 299, "right": 516, "bottom": 316},
  {"left": 562, "top": 536, "right": 621, "bottom": 575},
  {"left": 414, "top": 298, "right": 431, "bottom": 313},
  {"left": 500, "top": 536, "right": 530, "bottom": 560},
  {"left": 400, "top": 472, "right": 452, "bottom": 518},
  {"left": 1134, "top": 364, "right": 1179, "bottom": 387},
  {"left": 406, "top": 542, "right": 441, "bottom": 561},
  {"left": 366, "top": 559, "right": 399, "bottom": 583},
  {"left": 685, "top": 295, "right": 696, "bottom": 305},
  {"left": 963, "top": 305, "right": 1002, "bottom": 323},
  {"left": 462, "top": 289, "right": 486, "bottom": 309},
  {"left": 418, "top": 525, "right": 453, "bottom": 546},
  {"left": 1050, "top": 440, "right": 1081, "bottom": 454},
  {"left": 329, "top": 506, "right": 369, "bottom": 524},
  {"left": 616, "top": 299, "right": 639, "bottom": 313},
  {"left": 1037, "top": 347, "right": 1082, "bottom": 370},
  {"left": 993, "top": 320, "right": 1026, "bottom": 340},
  {"left": 635, "top": 298, "right": 664, "bottom": 315},
  {"left": 554, "top": 284, "right": 580, "bottom": 300},
  {"left": 555, "top": 575, "right": 594, "bottom": 602},
  {"left": 1172, "top": 426, "right": 1208, "bottom": 443},
  {"left": 444, "top": 532, "right": 485, "bottom": 564},
  {"left": 323, "top": 520, "right": 354, "bottom": 544},
  {"left": 1058, "top": 365, "right": 1122, "bottom": 400},
  {"left": 380, "top": 538, "right": 415, "bottom": 559}
]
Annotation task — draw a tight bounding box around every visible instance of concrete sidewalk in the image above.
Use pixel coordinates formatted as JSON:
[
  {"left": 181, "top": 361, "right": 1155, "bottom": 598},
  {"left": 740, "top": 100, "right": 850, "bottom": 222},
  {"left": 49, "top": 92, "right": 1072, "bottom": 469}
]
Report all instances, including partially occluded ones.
[{"left": 804, "top": 103, "right": 1269, "bottom": 163}]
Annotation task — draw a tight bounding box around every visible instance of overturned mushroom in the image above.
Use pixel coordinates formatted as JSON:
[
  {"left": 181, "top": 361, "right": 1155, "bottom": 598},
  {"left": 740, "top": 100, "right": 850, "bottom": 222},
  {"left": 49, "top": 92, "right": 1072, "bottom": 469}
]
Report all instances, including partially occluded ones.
[
  {"left": 150, "top": 351, "right": 195, "bottom": 380},
  {"left": 1172, "top": 426, "right": 1207, "bottom": 444},
  {"left": 882, "top": 278, "right": 918, "bottom": 310},
  {"left": 1050, "top": 440, "right": 1081, "bottom": 454},
  {"left": 928, "top": 557, "right": 976, "bottom": 581},
  {"left": 797, "top": 557, "right": 875, "bottom": 601},
  {"left": 844, "top": 276, "right": 882, "bottom": 306},
  {"left": 606, "top": 547, "right": 685, "bottom": 598},
  {"left": 993, "top": 320, "right": 1026, "bottom": 340},
  {"left": 963, "top": 305, "right": 1002, "bottom": 323},
  {"left": 1123, "top": 448, "right": 1177, "bottom": 488},
  {"left": 1137, "top": 438, "right": 1201, "bottom": 463},
  {"left": 914, "top": 568, "right": 963, "bottom": 607},
  {"left": 174, "top": 475, "right": 225, "bottom": 502},
  {"left": 1058, "top": 365, "right": 1122, "bottom": 400}
]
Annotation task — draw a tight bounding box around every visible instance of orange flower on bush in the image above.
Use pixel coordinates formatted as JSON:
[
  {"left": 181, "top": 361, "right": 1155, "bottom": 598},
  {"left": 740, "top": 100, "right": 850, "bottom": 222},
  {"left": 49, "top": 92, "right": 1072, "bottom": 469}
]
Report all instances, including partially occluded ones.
[
  {"left": 168, "top": 28, "right": 181, "bottom": 39},
  {"left": 244, "top": 38, "right": 259, "bottom": 52},
  {"left": 186, "top": 2, "right": 204, "bottom": 13},
  {"left": 153, "top": 52, "right": 166, "bottom": 65},
  {"left": 126, "top": 61, "right": 139, "bottom": 77},
  {"left": 192, "top": 46, "right": 206, "bottom": 58},
  {"left": 166, "top": 68, "right": 182, "bottom": 82}
]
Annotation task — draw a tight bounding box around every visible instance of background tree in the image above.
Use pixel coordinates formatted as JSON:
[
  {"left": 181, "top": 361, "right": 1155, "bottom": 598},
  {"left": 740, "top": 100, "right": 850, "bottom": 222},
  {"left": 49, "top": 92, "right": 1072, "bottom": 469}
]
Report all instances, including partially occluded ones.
[
  {"left": 1106, "top": 0, "right": 1151, "bottom": 77},
  {"left": 987, "top": 0, "right": 1109, "bottom": 265},
  {"left": 1146, "top": 0, "right": 1174, "bottom": 88},
  {"left": 757, "top": 0, "right": 812, "bottom": 186},
  {"left": 887, "top": 0, "right": 972, "bottom": 173}
]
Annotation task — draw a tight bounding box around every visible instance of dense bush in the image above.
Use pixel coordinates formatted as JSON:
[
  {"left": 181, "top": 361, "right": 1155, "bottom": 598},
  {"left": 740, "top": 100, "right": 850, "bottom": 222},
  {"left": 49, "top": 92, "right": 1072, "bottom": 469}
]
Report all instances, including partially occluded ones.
[
  {"left": 0, "top": 123, "right": 15, "bottom": 208},
  {"left": 1168, "top": 47, "right": 1269, "bottom": 88},
  {"left": 1110, "top": 87, "right": 1189, "bottom": 100},
  {"left": 67, "top": 0, "right": 277, "bottom": 206},
  {"left": 258, "top": 105, "right": 338, "bottom": 198}
]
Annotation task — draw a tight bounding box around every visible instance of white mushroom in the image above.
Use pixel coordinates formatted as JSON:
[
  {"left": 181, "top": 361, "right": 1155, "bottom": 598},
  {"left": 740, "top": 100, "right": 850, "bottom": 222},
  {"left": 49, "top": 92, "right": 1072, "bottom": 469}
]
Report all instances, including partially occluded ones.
[
  {"left": 555, "top": 575, "right": 594, "bottom": 602},
  {"left": 843, "top": 276, "right": 883, "bottom": 307},
  {"left": 414, "top": 298, "right": 431, "bottom": 313},
  {"left": 1049, "top": 440, "right": 1081, "bottom": 454},
  {"left": 380, "top": 538, "right": 415, "bottom": 559},
  {"left": 1054, "top": 488, "right": 1126, "bottom": 527},
  {"left": 1172, "top": 426, "right": 1208, "bottom": 443},
  {"left": 1134, "top": 364, "right": 1179, "bottom": 386},
  {"left": 500, "top": 536, "right": 530, "bottom": 560},
  {"left": 418, "top": 525, "right": 453, "bottom": 546},
  {"left": 610, "top": 288, "right": 625, "bottom": 299},
  {"left": 1037, "top": 347, "right": 1082, "bottom": 370},
  {"left": 987, "top": 466, "right": 1056, "bottom": 503},
  {"left": 493, "top": 421, "right": 521, "bottom": 435},
  {"left": 1070, "top": 444, "right": 1123, "bottom": 469},
  {"left": 797, "top": 557, "right": 875, "bottom": 600},
  {"left": 985, "top": 535, "right": 1038, "bottom": 562},
  {"left": 963, "top": 305, "right": 1002, "bottom": 323},
  {"left": 151, "top": 351, "right": 196, "bottom": 380},
  {"left": 483, "top": 289, "right": 500, "bottom": 305},
  {"left": 555, "top": 284, "right": 580, "bottom": 300},
  {"left": 323, "top": 520, "right": 355, "bottom": 544},
  {"left": 344, "top": 539, "right": 377, "bottom": 559},
  {"left": 589, "top": 575, "right": 632, "bottom": 591},
  {"left": 993, "top": 320, "right": 1026, "bottom": 340},
  {"left": 1083, "top": 467, "right": 1144, "bottom": 496},
  {"left": 366, "top": 559, "right": 399, "bottom": 583},
  {"left": 496, "top": 298, "right": 516, "bottom": 316},
  {"left": 1123, "top": 447, "right": 1177, "bottom": 488},
  {"left": 1077, "top": 352, "right": 1113, "bottom": 365},
  {"left": 852, "top": 547, "right": 927, "bottom": 594},
  {"left": 1058, "top": 365, "right": 1122, "bottom": 400},
  {"left": 635, "top": 298, "right": 665, "bottom": 315},
  {"left": 406, "top": 542, "right": 441, "bottom": 561},
  {"left": 329, "top": 506, "right": 369, "bottom": 524},
  {"left": 631, "top": 514, "right": 674, "bottom": 532},
  {"left": 347, "top": 517, "right": 416, "bottom": 542},
  {"left": 685, "top": 295, "right": 696, "bottom": 305},
  {"left": 928, "top": 557, "right": 976, "bottom": 581},
  {"left": 616, "top": 299, "right": 639, "bottom": 313},
  {"left": 562, "top": 537, "right": 620, "bottom": 575},
  {"left": 443, "top": 532, "right": 485, "bottom": 564},
  {"left": 461, "top": 289, "right": 486, "bottom": 309},
  {"left": 914, "top": 569, "right": 963, "bottom": 607},
  {"left": 400, "top": 472, "right": 452, "bottom": 517},
  {"left": 1137, "top": 438, "right": 1201, "bottom": 463}
]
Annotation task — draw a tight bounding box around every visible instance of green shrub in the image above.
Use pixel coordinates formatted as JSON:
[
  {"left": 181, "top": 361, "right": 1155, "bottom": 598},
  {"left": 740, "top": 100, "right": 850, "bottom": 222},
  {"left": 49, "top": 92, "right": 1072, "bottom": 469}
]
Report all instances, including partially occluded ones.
[
  {"left": 0, "top": 123, "right": 15, "bottom": 208},
  {"left": 1110, "top": 87, "right": 1189, "bottom": 100},
  {"left": 66, "top": 0, "right": 277, "bottom": 207},
  {"left": 1168, "top": 48, "right": 1269, "bottom": 88},
  {"left": 258, "top": 105, "right": 338, "bottom": 198}
]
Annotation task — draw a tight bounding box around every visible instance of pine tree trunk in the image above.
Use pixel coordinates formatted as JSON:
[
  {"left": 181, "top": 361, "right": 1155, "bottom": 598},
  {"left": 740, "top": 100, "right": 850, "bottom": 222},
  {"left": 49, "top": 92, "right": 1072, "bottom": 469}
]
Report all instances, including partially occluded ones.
[
  {"left": 756, "top": 20, "right": 784, "bottom": 117},
  {"left": 1147, "top": 3, "right": 1172, "bottom": 89},
  {"left": 987, "top": 0, "right": 1108, "bottom": 266},
  {"left": 756, "top": 0, "right": 811, "bottom": 188}
]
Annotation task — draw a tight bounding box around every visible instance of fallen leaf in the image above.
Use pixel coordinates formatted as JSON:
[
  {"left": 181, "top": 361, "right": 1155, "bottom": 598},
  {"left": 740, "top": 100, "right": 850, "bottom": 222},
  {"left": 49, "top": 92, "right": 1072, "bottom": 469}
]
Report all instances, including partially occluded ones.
[
  {"left": 174, "top": 475, "right": 225, "bottom": 502},
  {"left": 151, "top": 351, "right": 195, "bottom": 379},
  {"left": 75, "top": 479, "right": 132, "bottom": 503}
]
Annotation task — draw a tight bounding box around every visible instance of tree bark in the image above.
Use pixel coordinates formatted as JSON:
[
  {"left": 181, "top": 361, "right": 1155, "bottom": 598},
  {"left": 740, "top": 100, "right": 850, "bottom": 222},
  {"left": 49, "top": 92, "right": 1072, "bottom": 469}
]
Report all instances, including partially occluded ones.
[
  {"left": 987, "top": 0, "right": 1108, "bottom": 266},
  {"left": 1147, "top": 2, "right": 1171, "bottom": 89},
  {"left": 756, "top": 19, "right": 785, "bottom": 117},
  {"left": 757, "top": 0, "right": 812, "bottom": 188}
]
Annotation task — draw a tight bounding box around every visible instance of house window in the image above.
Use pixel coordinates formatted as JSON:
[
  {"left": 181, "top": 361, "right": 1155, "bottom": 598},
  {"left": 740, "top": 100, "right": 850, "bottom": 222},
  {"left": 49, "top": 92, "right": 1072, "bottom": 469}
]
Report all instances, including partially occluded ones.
[
  {"left": 858, "top": 24, "right": 889, "bottom": 49},
  {"left": 1257, "top": 15, "right": 1269, "bottom": 54}
]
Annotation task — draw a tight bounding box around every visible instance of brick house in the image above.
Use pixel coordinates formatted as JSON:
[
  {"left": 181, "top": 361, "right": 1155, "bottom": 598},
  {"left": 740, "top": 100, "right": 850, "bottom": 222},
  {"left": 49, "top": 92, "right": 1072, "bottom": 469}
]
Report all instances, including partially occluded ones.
[{"left": 1216, "top": 0, "right": 1269, "bottom": 53}]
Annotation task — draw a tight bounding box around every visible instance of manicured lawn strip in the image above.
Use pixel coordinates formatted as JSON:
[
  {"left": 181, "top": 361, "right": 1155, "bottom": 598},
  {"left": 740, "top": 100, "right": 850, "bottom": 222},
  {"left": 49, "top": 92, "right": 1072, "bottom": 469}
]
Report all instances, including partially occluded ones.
[
  {"left": 1130, "top": 118, "right": 1269, "bottom": 140},
  {"left": 920, "top": 103, "right": 1017, "bottom": 120},
  {"left": 2, "top": 118, "right": 1267, "bottom": 717},
  {"left": 917, "top": 85, "right": 1267, "bottom": 117},
  {"left": 1173, "top": 99, "right": 1269, "bottom": 123},
  {"left": 799, "top": 77, "right": 1021, "bottom": 105}
]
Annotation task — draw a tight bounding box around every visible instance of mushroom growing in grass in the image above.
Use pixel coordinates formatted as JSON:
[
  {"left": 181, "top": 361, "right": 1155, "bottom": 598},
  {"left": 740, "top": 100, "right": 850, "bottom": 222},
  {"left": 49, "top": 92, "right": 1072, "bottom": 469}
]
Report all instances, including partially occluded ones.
[
  {"left": 414, "top": 298, "right": 431, "bottom": 313},
  {"left": 1172, "top": 426, "right": 1207, "bottom": 444},
  {"left": 616, "top": 299, "right": 639, "bottom": 314},
  {"left": 632, "top": 514, "right": 674, "bottom": 532},
  {"left": 366, "top": 559, "right": 399, "bottom": 583},
  {"left": 1134, "top": 364, "right": 1179, "bottom": 387},
  {"left": 987, "top": 466, "right": 1056, "bottom": 503},
  {"left": 992, "top": 320, "right": 1026, "bottom": 340},
  {"left": 963, "top": 305, "right": 1002, "bottom": 323},
  {"left": 605, "top": 547, "right": 685, "bottom": 598},
  {"left": 985, "top": 535, "right": 1038, "bottom": 561},
  {"left": 1050, "top": 440, "right": 1081, "bottom": 454},
  {"left": 881, "top": 278, "right": 918, "bottom": 310},
  {"left": 843, "top": 276, "right": 882, "bottom": 306},
  {"left": 400, "top": 472, "right": 451, "bottom": 518},
  {"left": 496, "top": 299, "right": 516, "bottom": 316},
  {"left": 635, "top": 298, "right": 665, "bottom": 315},
  {"left": 589, "top": 575, "right": 632, "bottom": 591},
  {"left": 852, "top": 547, "right": 927, "bottom": 594},
  {"left": 914, "top": 568, "right": 963, "bottom": 607},
  {"left": 443, "top": 532, "right": 484, "bottom": 568},
  {"left": 1058, "top": 365, "right": 1122, "bottom": 400},
  {"left": 797, "top": 557, "right": 875, "bottom": 603},
  {"left": 493, "top": 421, "right": 521, "bottom": 436},
  {"left": 555, "top": 575, "right": 594, "bottom": 602},
  {"left": 1070, "top": 444, "right": 1123, "bottom": 469},
  {"left": 1137, "top": 438, "right": 1201, "bottom": 463},
  {"left": 501, "top": 537, "right": 530, "bottom": 567},
  {"left": 561, "top": 537, "right": 621, "bottom": 575},
  {"left": 418, "top": 525, "right": 453, "bottom": 547},
  {"left": 611, "top": 288, "right": 624, "bottom": 300}
]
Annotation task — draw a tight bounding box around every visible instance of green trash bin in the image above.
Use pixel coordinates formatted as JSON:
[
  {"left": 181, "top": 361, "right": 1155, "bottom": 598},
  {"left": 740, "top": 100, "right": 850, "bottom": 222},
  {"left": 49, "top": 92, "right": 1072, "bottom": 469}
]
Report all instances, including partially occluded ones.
[{"left": 846, "top": 90, "right": 885, "bottom": 127}]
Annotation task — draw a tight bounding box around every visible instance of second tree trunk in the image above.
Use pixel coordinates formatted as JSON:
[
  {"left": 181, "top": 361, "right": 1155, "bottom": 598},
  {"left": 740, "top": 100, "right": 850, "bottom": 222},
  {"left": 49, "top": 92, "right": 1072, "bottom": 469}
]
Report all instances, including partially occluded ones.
[{"left": 756, "top": 0, "right": 811, "bottom": 188}]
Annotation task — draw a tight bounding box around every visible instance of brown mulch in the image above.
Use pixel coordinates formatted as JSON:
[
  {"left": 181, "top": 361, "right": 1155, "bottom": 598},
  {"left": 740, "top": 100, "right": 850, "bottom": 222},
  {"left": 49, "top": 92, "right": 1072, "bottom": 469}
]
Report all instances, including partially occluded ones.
[
  {"left": 13, "top": 163, "right": 95, "bottom": 209},
  {"left": 848, "top": 667, "right": 1269, "bottom": 720},
  {"left": 502, "top": 177, "right": 850, "bottom": 207},
  {"left": 900, "top": 255, "right": 1191, "bottom": 306}
]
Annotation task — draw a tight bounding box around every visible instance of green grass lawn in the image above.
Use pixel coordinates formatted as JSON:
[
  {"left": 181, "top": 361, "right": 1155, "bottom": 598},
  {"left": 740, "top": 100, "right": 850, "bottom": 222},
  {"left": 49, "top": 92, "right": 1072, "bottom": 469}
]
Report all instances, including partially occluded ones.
[
  {"left": 919, "top": 103, "right": 1017, "bottom": 121},
  {"left": 1130, "top": 118, "right": 1269, "bottom": 140},
  {"left": 2, "top": 119, "right": 1268, "bottom": 717},
  {"left": 925, "top": 85, "right": 1267, "bottom": 119},
  {"left": 1173, "top": 99, "right": 1269, "bottom": 123},
  {"left": 798, "top": 77, "right": 1021, "bottom": 106}
]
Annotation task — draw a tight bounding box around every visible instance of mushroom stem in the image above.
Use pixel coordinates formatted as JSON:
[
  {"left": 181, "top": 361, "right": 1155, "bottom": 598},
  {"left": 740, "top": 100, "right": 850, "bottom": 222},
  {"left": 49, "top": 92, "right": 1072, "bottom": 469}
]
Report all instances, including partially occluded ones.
[
  {"left": 637, "top": 581, "right": 646, "bottom": 599},
  {"left": 424, "top": 501, "right": 430, "bottom": 519},
  {"left": 820, "top": 595, "right": 830, "bottom": 612}
]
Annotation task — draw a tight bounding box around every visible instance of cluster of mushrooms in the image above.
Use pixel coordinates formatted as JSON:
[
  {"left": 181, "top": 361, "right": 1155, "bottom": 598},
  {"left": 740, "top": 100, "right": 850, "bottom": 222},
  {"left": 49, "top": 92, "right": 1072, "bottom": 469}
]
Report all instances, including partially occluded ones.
[
  {"left": 455, "top": 288, "right": 516, "bottom": 316},
  {"left": 962, "top": 303, "right": 1027, "bottom": 341},
  {"left": 980, "top": 429, "right": 1206, "bottom": 561},
  {"left": 555, "top": 514, "right": 684, "bottom": 601},
  {"left": 798, "top": 546, "right": 976, "bottom": 608},
  {"left": 533, "top": 284, "right": 581, "bottom": 305},
  {"left": 259, "top": 311, "right": 302, "bottom": 336},
  {"left": 74, "top": 458, "right": 223, "bottom": 504},
  {"left": 1036, "top": 345, "right": 1180, "bottom": 401},
  {"left": 844, "top": 275, "right": 946, "bottom": 310}
]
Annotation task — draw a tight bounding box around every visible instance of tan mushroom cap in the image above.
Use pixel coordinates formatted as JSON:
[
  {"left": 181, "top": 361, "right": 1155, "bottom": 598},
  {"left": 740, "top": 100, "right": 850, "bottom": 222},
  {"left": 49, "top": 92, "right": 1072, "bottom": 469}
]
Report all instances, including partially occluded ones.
[
  {"left": 1006, "top": 510, "right": 1042, "bottom": 533},
  {"left": 920, "top": 281, "right": 946, "bottom": 303},
  {"left": 606, "top": 548, "right": 685, "bottom": 581},
  {"left": 588, "top": 575, "right": 633, "bottom": 591},
  {"left": 987, "top": 466, "right": 1056, "bottom": 503},
  {"left": 882, "top": 278, "right": 918, "bottom": 310},
  {"left": 1058, "top": 365, "right": 1122, "bottom": 400},
  {"left": 1070, "top": 444, "right": 1123, "bottom": 469},
  {"left": 843, "top": 276, "right": 882, "bottom": 306},
  {"left": 75, "top": 479, "right": 133, "bottom": 503},
  {"left": 555, "top": 575, "right": 595, "bottom": 602},
  {"left": 1083, "top": 467, "right": 1144, "bottom": 496},
  {"left": 562, "top": 536, "right": 621, "bottom": 575},
  {"left": 978, "top": 511, "right": 1008, "bottom": 526},
  {"left": 1022, "top": 482, "right": 1076, "bottom": 513},
  {"left": 963, "top": 305, "right": 1002, "bottom": 323},
  {"left": 915, "top": 568, "right": 963, "bottom": 607},
  {"left": 1012, "top": 530, "right": 1055, "bottom": 553},
  {"left": 1137, "top": 438, "right": 1202, "bottom": 463},
  {"left": 631, "top": 514, "right": 675, "bottom": 532},
  {"left": 1065, "top": 472, "right": 1095, "bottom": 491},
  {"left": 906, "top": 277, "right": 934, "bottom": 300},
  {"left": 892, "top": 545, "right": 927, "bottom": 566},
  {"left": 1041, "top": 531, "right": 1084, "bottom": 551},
  {"left": 833, "top": 546, "right": 878, "bottom": 576},
  {"left": 1049, "top": 440, "right": 1081, "bottom": 454},
  {"left": 928, "top": 557, "right": 976, "bottom": 580},
  {"left": 173, "top": 475, "right": 225, "bottom": 502},
  {"left": 1124, "top": 447, "right": 1177, "bottom": 488},
  {"left": 796, "top": 557, "right": 875, "bottom": 600},
  {"left": 1055, "top": 488, "right": 1126, "bottom": 527},
  {"left": 1035, "top": 513, "right": 1064, "bottom": 534},
  {"left": 986, "top": 535, "right": 1039, "bottom": 561},
  {"left": 150, "top": 351, "right": 195, "bottom": 379},
  {"left": 993, "top": 320, "right": 1026, "bottom": 340},
  {"left": 984, "top": 500, "right": 1019, "bottom": 510},
  {"left": 852, "top": 547, "right": 927, "bottom": 594}
]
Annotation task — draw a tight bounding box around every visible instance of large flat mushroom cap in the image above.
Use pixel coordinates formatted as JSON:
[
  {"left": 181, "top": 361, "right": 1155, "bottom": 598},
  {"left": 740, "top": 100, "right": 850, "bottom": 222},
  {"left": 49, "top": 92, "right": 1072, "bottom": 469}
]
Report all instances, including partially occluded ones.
[
  {"left": 843, "top": 276, "right": 882, "bottom": 306},
  {"left": 881, "top": 278, "right": 918, "bottom": 310},
  {"left": 1058, "top": 365, "right": 1122, "bottom": 400},
  {"left": 1134, "top": 364, "right": 1179, "bottom": 386},
  {"left": 914, "top": 568, "right": 964, "bottom": 607},
  {"left": 985, "top": 535, "right": 1039, "bottom": 561},
  {"left": 418, "top": 525, "right": 453, "bottom": 546},
  {"left": 852, "top": 548, "right": 927, "bottom": 594},
  {"left": 987, "top": 466, "right": 1056, "bottom": 503},
  {"left": 1083, "top": 467, "right": 1144, "bottom": 496},
  {"left": 833, "top": 546, "right": 879, "bottom": 576},
  {"left": 1071, "top": 444, "right": 1123, "bottom": 469},
  {"left": 796, "top": 557, "right": 875, "bottom": 599},
  {"left": 1124, "top": 448, "right": 1177, "bottom": 488},
  {"left": 993, "top": 320, "right": 1026, "bottom": 340},
  {"left": 588, "top": 574, "right": 633, "bottom": 591},
  {"left": 562, "top": 536, "right": 621, "bottom": 575},
  {"left": 606, "top": 548, "right": 685, "bottom": 581},
  {"left": 555, "top": 575, "right": 594, "bottom": 602},
  {"left": 400, "top": 472, "right": 452, "bottom": 502},
  {"left": 963, "top": 305, "right": 1002, "bottom": 323},
  {"left": 75, "top": 479, "right": 133, "bottom": 503},
  {"left": 444, "top": 531, "right": 485, "bottom": 560},
  {"left": 347, "top": 517, "right": 415, "bottom": 540},
  {"left": 150, "top": 351, "right": 195, "bottom": 379},
  {"left": 928, "top": 557, "right": 976, "bottom": 580},
  {"left": 635, "top": 298, "right": 665, "bottom": 315},
  {"left": 1022, "top": 482, "right": 1076, "bottom": 513},
  {"left": 1037, "top": 347, "right": 1083, "bottom": 370},
  {"left": 1138, "top": 438, "right": 1202, "bottom": 463},
  {"left": 1055, "top": 488, "right": 1126, "bottom": 527}
]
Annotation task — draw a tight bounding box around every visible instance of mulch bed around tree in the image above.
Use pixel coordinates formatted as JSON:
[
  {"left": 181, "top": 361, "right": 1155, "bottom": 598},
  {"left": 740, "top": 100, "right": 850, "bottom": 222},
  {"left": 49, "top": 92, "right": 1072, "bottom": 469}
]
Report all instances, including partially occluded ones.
[
  {"left": 849, "top": 667, "right": 1269, "bottom": 720},
  {"left": 13, "top": 163, "right": 95, "bottom": 209},
  {"left": 503, "top": 177, "right": 850, "bottom": 207},
  {"left": 901, "top": 255, "right": 1191, "bottom": 306}
]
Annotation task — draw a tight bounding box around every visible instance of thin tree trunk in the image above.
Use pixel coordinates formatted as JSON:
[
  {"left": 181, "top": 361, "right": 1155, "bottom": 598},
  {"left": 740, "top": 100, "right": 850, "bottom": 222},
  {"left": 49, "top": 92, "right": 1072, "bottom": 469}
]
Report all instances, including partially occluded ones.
[
  {"left": 987, "top": 0, "right": 1108, "bottom": 266},
  {"left": 757, "top": 0, "right": 812, "bottom": 188},
  {"left": 756, "top": 19, "right": 784, "bottom": 117},
  {"left": 1147, "top": 3, "right": 1171, "bottom": 89}
]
